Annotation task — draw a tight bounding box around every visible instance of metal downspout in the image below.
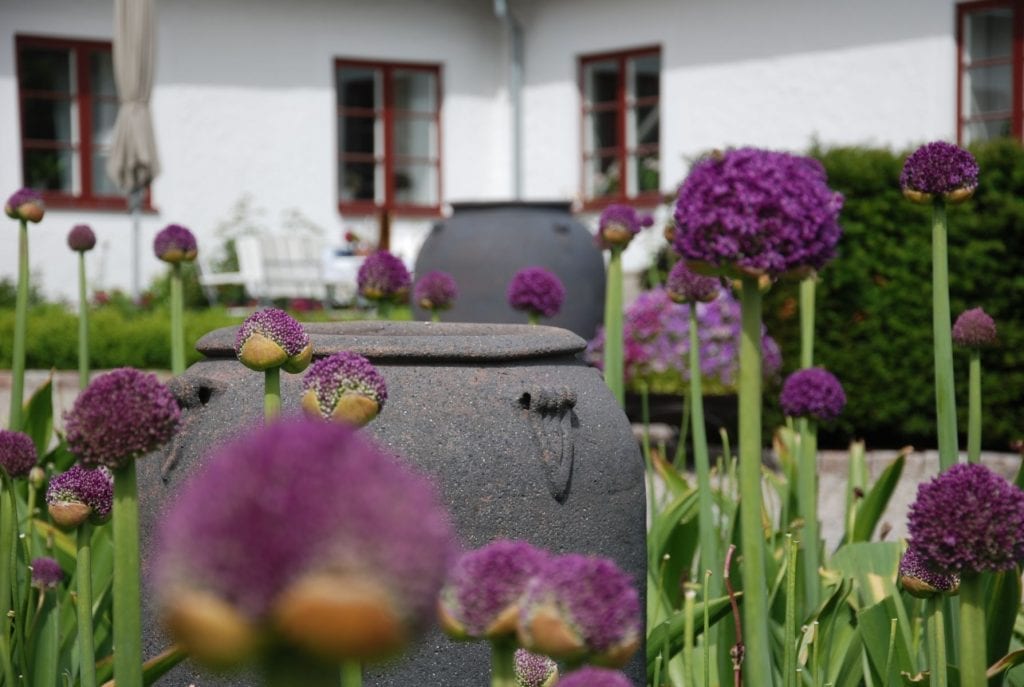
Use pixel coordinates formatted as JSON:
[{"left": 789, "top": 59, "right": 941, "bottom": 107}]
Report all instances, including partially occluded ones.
[{"left": 494, "top": 0, "right": 523, "bottom": 199}]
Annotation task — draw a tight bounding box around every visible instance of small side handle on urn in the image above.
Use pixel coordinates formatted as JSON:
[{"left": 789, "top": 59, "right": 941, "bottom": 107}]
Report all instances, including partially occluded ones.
[{"left": 518, "top": 386, "right": 577, "bottom": 503}]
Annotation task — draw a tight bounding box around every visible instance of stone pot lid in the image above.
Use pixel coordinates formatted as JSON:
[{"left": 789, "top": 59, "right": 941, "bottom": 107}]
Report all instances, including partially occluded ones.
[{"left": 197, "top": 321, "right": 586, "bottom": 363}]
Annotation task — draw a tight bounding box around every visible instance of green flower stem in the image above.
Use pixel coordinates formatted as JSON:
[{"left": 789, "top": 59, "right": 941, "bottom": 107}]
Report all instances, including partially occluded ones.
[
  {"left": 77, "top": 523, "right": 97, "bottom": 687},
  {"left": 925, "top": 597, "right": 948, "bottom": 687},
  {"left": 932, "top": 199, "right": 958, "bottom": 471},
  {"left": 689, "top": 306, "right": 720, "bottom": 600},
  {"left": 959, "top": 575, "right": 987, "bottom": 687},
  {"left": 603, "top": 247, "right": 625, "bottom": 406},
  {"left": 968, "top": 350, "right": 981, "bottom": 464},
  {"left": 430, "top": 312, "right": 441, "bottom": 323},
  {"left": 783, "top": 534, "right": 798, "bottom": 687},
  {"left": 799, "top": 277, "right": 815, "bottom": 369},
  {"left": 31, "top": 588, "right": 58, "bottom": 687},
  {"left": 798, "top": 418, "right": 820, "bottom": 610},
  {"left": 10, "top": 219, "right": 29, "bottom": 430},
  {"left": 0, "top": 476, "right": 17, "bottom": 687},
  {"left": 112, "top": 462, "right": 143, "bottom": 687},
  {"left": 738, "top": 275, "right": 772, "bottom": 682},
  {"left": 684, "top": 588, "right": 697, "bottom": 687},
  {"left": 703, "top": 569, "right": 711, "bottom": 687},
  {"left": 78, "top": 251, "right": 91, "bottom": 390},
  {"left": 527, "top": 312, "right": 539, "bottom": 326},
  {"left": 170, "top": 263, "right": 185, "bottom": 376},
  {"left": 265, "top": 367, "right": 281, "bottom": 420},
  {"left": 490, "top": 639, "right": 516, "bottom": 687},
  {"left": 340, "top": 661, "right": 362, "bottom": 687},
  {"left": 377, "top": 301, "right": 392, "bottom": 320}
]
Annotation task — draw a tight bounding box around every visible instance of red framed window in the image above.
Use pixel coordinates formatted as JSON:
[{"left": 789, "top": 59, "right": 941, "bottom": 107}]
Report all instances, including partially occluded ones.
[
  {"left": 335, "top": 59, "right": 442, "bottom": 216},
  {"left": 579, "top": 46, "right": 660, "bottom": 208},
  {"left": 15, "top": 35, "right": 127, "bottom": 210},
  {"left": 957, "top": 1, "right": 1022, "bottom": 144}
]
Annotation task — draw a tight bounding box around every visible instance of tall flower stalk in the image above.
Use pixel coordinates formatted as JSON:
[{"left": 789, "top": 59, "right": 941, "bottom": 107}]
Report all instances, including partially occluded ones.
[
  {"left": 153, "top": 224, "right": 198, "bottom": 375},
  {"left": 5, "top": 189, "right": 45, "bottom": 430},
  {"left": 68, "top": 225, "right": 97, "bottom": 389},
  {"left": 952, "top": 307, "right": 997, "bottom": 464},
  {"left": 235, "top": 309, "right": 312, "bottom": 419}
]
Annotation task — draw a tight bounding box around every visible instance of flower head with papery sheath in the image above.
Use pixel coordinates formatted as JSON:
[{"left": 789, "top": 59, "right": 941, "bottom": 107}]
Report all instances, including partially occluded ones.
[
  {"left": 507, "top": 267, "right": 565, "bottom": 320},
  {"left": 153, "top": 418, "right": 457, "bottom": 669},
  {"left": 952, "top": 307, "right": 997, "bottom": 348},
  {"left": 301, "top": 351, "right": 387, "bottom": 426},
  {"left": 358, "top": 250, "right": 411, "bottom": 303},
  {"left": 414, "top": 271, "right": 458, "bottom": 312},
  {"left": 438, "top": 539, "right": 549, "bottom": 640},
  {"left": 898, "top": 545, "right": 959, "bottom": 598},
  {"left": 908, "top": 463, "right": 1024, "bottom": 576},
  {"left": 557, "top": 667, "right": 635, "bottom": 687},
  {"left": 0, "top": 430, "right": 37, "bottom": 478},
  {"left": 518, "top": 554, "right": 640, "bottom": 667},
  {"left": 597, "top": 204, "right": 653, "bottom": 250},
  {"left": 64, "top": 368, "right": 181, "bottom": 471},
  {"left": 5, "top": 188, "right": 45, "bottom": 223},
  {"left": 46, "top": 465, "right": 114, "bottom": 529},
  {"left": 31, "top": 557, "right": 63, "bottom": 590},
  {"left": 779, "top": 367, "right": 846, "bottom": 422},
  {"left": 666, "top": 261, "right": 721, "bottom": 304},
  {"left": 900, "top": 141, "right": 979, "bottom": 204},
  {"left": 67, "top": 224, "right": 96, "bottom": 252},
  {"left": 153, "top": 224, "right": 198, "bottom": 263},
  {"left": 514, "top": 649, "right": 558, "bottom": 687},
  {"left": 673, "top": 148, "right": 843, "bottom": 277},
  {"left": 235, "top": 308, "right": 312, "bottom": 373}
]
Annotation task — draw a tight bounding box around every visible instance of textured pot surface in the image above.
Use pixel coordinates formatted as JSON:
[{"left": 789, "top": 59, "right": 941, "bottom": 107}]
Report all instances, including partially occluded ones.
[
  {"left": 412, "top": 202, "right": 607, "bottom": 340},
  {"left": 137, "top": 321, "right": 646, "bottom": 685}
]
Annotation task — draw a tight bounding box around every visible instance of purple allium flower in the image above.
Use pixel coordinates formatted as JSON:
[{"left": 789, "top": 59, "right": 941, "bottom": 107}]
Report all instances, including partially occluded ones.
[
  {"left": 555, "top": 667, "right": 635, "bottom": 687},
  {"left": 908, "top": 463, "right": 1024, "bottom": 576},
  {"left": 413, "top": 271, "right": 458, "bottom": 312},
  {"left": 153, "top": 224, "right": 198, "bottom": 263},
  {"left": 438, "top": 539, "right": 549, "bottom": 640},
  {"left": 235, "top": 308, "right": 312, "bottom": 373},
  {"left": 665, "top": 261, "right": 721, "bottom": 304},
  {"left": 357, "top": 250, "right": 412, "bottom": 302},
  {"left": 507, "top": 267, "right": 566, "bottom": 320},
  {"left": 952, "top": 307, "right": 997, "bottom": 348},
  {"left": 301, "top": 351, "right": 388, "bottom": 426},
  {"left": 673, "top": 148, "right": 844, "bottom": 277},
  {"left": 518, "top": 554, "right": 641, "bottom": 666},
  {"left": 0, "top": 430, "right": 37, "bottom": 478},
  {"left": 153, "top": 418, "right": 457, "bottom": 666},
  {"left": 597, "top": 204, "right": 654, "bottom": 250},
  {"left": 64, "top": 368, "right": 181, "bottom": 471},
  {"left": 779, "top": 367, "right": 846, "bottom": 422},
  {"left": 5, "top": 188, "right": 45, "bottom": 223},
  {"left": 67, "top": 224, "right": 97, "bottom": 252},
  {"left": 46, "top": 465, "right": 114, "bottom": 528},
  {"left": 31, "top": 556, "right": 63, "bottom": 589},
  {"left": 900, "top": 141, "right": 979, "bottom": 203},
  {"left": 898, "top": 545, "right": 959, "bottom": 598},
  {"left": 514, "top": 649, "right": 558, "bottom": 687}
]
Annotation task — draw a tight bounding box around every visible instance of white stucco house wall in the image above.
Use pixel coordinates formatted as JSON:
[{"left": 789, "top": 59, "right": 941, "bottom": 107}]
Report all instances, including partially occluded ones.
[{"left": 0, "top": 0, "right": 1003, "bottom": 303}]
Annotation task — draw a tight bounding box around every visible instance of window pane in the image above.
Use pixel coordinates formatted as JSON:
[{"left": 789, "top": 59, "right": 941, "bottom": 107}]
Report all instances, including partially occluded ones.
[
  {"left": 583, "top": 59, "right": 619, "bottom": 105},
  {"left": 91, "top": 148, "right": 118, "bottom": 195},
  {"left": 964, "top": 8, "right": 1013, "bottom": 64},
  {"left": 963, "top": 64, "right": 1012, "bottom": 116},
  {"left": 393, "top": 70, "right": 436, "bottom": 112},
  {"left": 90, "top": 51, "right": 117, "bottom": 97},
  {"left": 92, "top": 99, "right": 119, "bottom": 147},
  {"left": 339, "top": 114, "right": 377, "bottom": 154},
  {"left": 632, "top": 153, "right": 659, "bottom": 194},
  {"left": 23, "top": 98, "right": 75, "bottom": 142},
  {"left": 585, "top": 111, "right": 618, "bottom": 153},
  {"left": 962, "top": 118, "right": 1012, "bottom": 144},
  {"left": 337, "top": 67, "right": 379, "bottom": 110},
  {"left": 584, "top": 156, "right": 621, "bottom": 198},
  {"left": 630, "top": 54, "right": 660, "bottom": 100},
  {"left": 340, "top": 161, "right": 379, "bottom": 202},
  {"left": 394, "top": 115, "right": 436, "bottom": 158},
  {"left": 631, "top": 104, "right": 659, "bottom": 147},
  {"left": 393, "top": 163, "right": 437, "bottom": 206},
  {"left": 23, "top": 148, "right": 75, "bottom": 192},
  {"left": 19, "top": 47, "right": 73, "bottom": 92}
]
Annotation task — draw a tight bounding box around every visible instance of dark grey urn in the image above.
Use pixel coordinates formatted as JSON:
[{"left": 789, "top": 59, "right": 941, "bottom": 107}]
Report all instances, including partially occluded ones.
[
  {"left": 137, "top": 321, "right": 646, "bottom": 686},
  {"left": 412, "top": 201, "right": 607, "bottom": 341}
]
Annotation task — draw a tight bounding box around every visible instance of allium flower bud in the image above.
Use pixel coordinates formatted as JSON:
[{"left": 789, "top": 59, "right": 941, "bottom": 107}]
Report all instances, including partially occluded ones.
[
  {"left": 64, "top": 368, "right": 181, "bottom": 471},
  {"left": 518, "top": 554, "right": 641, "bottom": 667},
  {"left": 153, "top": 224, "right": 198, "bottom": 263},
  {"left": 908, "top": 463, "right": 1024, "bottom": 576},
  {"left": 67, "top": 224, "right": 97, "bottom": 252},
  {"left": 153, "top": 419, "right": 457, "bottom": 668},
  {"left": 0, "top": 430, "right": 37, "bottom": 478},
  {"left": 507, "top": 267, "right": 566, "bottom": 320},
  {"left": 31, "top": 556, "right": 63, "bottom": 590},
  {"left": 898, "top": 545, "right": 959, "bottom": 598},
  {"left": 438, "top": 539, "right": 549, "bottom": 640},
  {"left": 28, "top": 466, "right": 46, "bottom": 489},
  {"left": 665, "top": 261, "right": 720, "bottom": 304},
  {"left": 597, "top": 204, "right": 653, "bottom": 250},
  {"left": 235, "top": 308, "right": 312, "bottom": 373},
  {"left": 413, "top": 271, "right": 458, "bottom": 312},
  {"left": 357, "top": 250, "right": 412, "bottom": 303},
  {"left": 514, "top": 649, "right": 558, "bottom": 687},
  {"left": 46, "top": 465, "right": 114, "bottom": 529},
  {"left": 556, "top": 667, "right": 635, "bottom": 687},
  {"left": 779, "top": 367, "right": 847, "bottom": 422},
  {"left": 301, "top": 352, "right": 387, "bottom": 426},
  {"left": 900, "top": 141, "right": 979, "bottom": 204},
  {"left": 952, "top": 307, "right": 997, "bottom": 348},
  {"left": 5, "top": 188, "right": 45, "bottom": 223}
]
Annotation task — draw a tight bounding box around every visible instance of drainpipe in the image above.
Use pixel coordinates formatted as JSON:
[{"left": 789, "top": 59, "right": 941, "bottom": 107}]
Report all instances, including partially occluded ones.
[{"left": 494, "top": 0, "right": 523, "bottom": 199}]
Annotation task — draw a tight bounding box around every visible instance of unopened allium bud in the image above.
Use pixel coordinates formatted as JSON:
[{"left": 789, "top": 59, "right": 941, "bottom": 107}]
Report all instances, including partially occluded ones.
[
  {"left": 28, "top": 466, "right": 46, "bottom": 489},
  {"left": 0, "top": 430, "right": 37, "bottom": 478},
  {"left": 5, "top": 188, "right": 45, "bottom": 223},
  {"left": 153, "top": 224, "right": 198, "bottom": 263},
  {"left": 67, "top": 224, "right": 97, "bottom": 252},
  {"left": 665, "top": 261, "right": 720, "bottom": 304},
  {"left": 507, "top": 267, "right": 565, "bottom": 320},
  {"left": 31, "top": 556, "right": 63, "bottom": 590},
  {"left": 556, "top": 667, "right": 635, "bottom": 687},
  {"left": 301, "top": 352, "right": 387, "bottom": 426},
  {"left": 952, "top": 307, "right": 997, "bottom": 348},
  {"left": 357, "top": 250, "right": 411, "bottom": 303},
  {"left": 514, "top": 649, "right": 558, "bottom": 687},
  {"left": 900, "top": 141, "right": 979, "bottom": 204},
  {"left": 413, "top": 271, "right": 458, "bottom": 312},
  {"left": 898, "top": 545, "right": 959, "bottom": 598},
  {"left": 597, "top": 204, "right": 653, "bottom": 250},
  {"left": 46, "top": 465, "right": 114, "bottom": 529},
  {"left": 779, "top": 367, "right": 846, "bottom": 422},
  {"left": 235, "top": 308, "right": 312, "bottom": 373}
]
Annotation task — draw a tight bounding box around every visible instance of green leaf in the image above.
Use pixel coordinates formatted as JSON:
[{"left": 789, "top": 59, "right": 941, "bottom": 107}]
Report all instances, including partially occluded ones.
[
  {"left": 859, "top": 597, "right": 914, "bottom": 685},
  {"left": 646, "top": 593, "right": 737, "bottom": 673},
  {"left": 990, "top": 649, "right": 1024, "bottom": 679},
  {"left": 648, "top": 489, "right": 698, "bottom": 571},
  {"left": 30, "top": 592, "right": 60, "bottom": 687},
  {"left": 22, "top": 374, "right": 54, "bottom": 455},
  {"left": 851, "top": 450, "right": 907, "bottom": 543},
  {"left": 987, "top": 568, "right": 1023, "bottom": 687}
]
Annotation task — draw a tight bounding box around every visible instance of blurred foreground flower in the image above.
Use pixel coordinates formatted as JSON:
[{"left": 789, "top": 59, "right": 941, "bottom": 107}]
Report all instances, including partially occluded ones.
[
  {"left": 301, "top": 351, "right": 387, "bottom": 426},
  {"left": 507, "top": 267, "right": 565, "bottom": 324},
  {"left": 557, "top": 667, "right": 635, "bottom": 687},
  {"left": 0, "top": 430, "right": 36, "bottom": 478}
]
